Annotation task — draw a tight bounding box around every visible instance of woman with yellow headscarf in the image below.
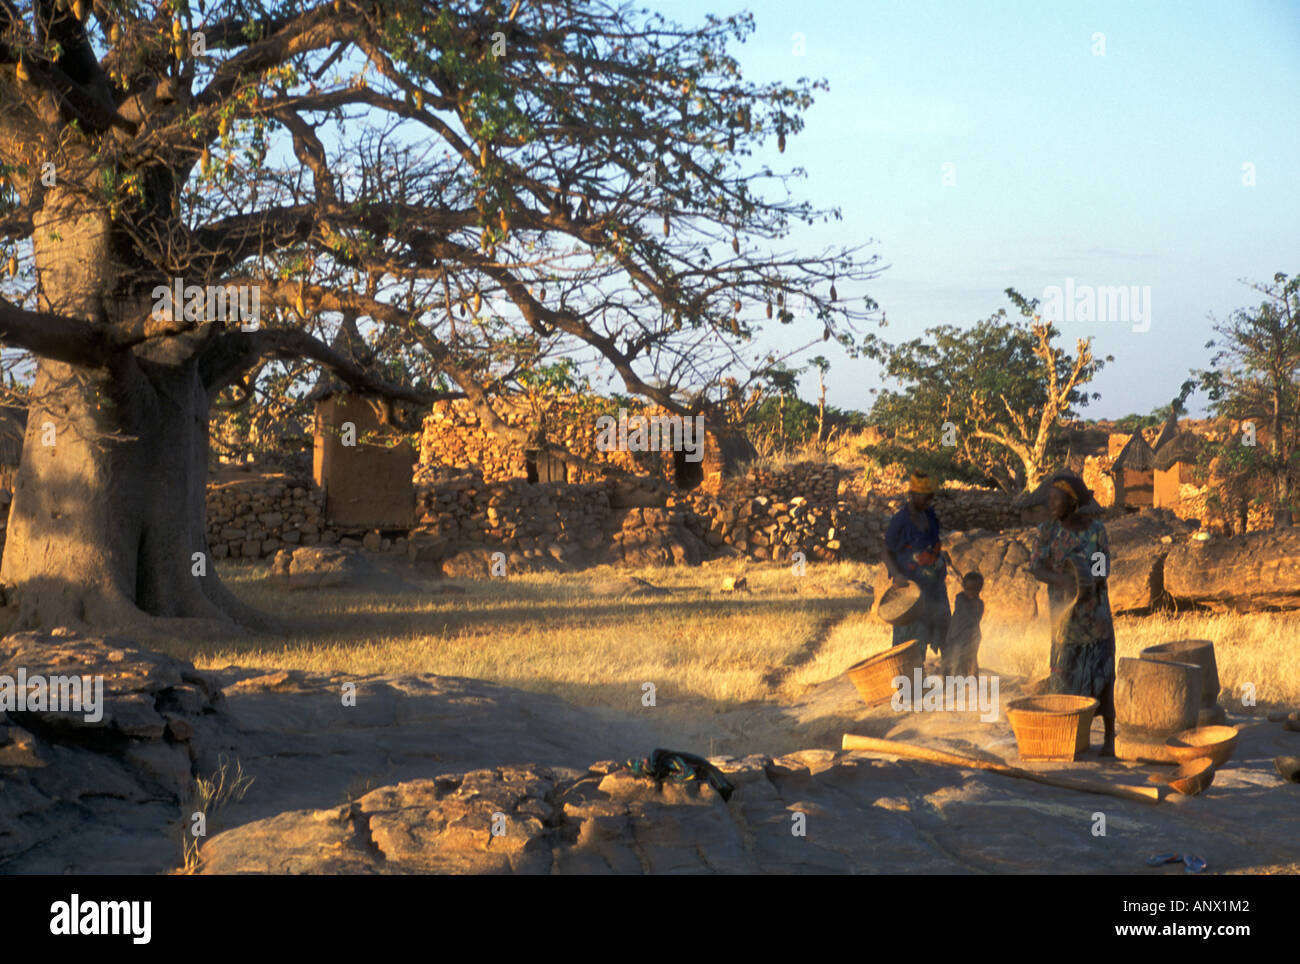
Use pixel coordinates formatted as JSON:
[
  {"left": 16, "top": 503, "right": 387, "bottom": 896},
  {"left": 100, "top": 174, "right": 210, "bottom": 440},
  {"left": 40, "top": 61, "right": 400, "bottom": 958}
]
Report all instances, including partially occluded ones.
[
  {"left": 1029, "top": 472, "right": 1117, "bottom": 757},
  {"left": 882, "top": 469, "right": 951, "bottom": 658}
]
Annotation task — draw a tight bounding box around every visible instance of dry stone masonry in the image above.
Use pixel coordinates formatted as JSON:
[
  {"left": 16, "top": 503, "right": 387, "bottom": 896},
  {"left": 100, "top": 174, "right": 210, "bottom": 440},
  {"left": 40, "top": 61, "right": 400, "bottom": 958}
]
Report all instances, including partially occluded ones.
[{"left": 418, "top": 395, "right": 732, "bottom": 491}]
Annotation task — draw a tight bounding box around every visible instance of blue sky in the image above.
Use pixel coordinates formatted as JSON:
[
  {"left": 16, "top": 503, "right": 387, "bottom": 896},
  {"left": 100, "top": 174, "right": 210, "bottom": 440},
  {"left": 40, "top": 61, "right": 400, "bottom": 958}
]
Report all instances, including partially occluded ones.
[{"left": 653, "top": 0, "right": 1300, "bottom": 418}]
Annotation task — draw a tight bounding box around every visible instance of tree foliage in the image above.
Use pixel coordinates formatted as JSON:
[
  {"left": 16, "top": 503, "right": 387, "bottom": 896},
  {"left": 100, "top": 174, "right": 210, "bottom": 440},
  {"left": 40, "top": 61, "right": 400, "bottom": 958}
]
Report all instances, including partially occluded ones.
[
  {"left": 0, "top": 0, "right": 885, "bottom": 481},
  {"left": 860, "top": 289, "right": 1109, "bottom": 493},
  {"left": 1190, "top": 272, "right": 1300, "bottom": 513}
]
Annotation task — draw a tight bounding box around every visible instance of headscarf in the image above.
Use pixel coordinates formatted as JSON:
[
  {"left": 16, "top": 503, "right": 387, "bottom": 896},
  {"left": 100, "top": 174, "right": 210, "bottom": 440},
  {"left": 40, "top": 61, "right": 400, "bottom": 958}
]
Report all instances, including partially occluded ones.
[
  {"left": 909, "top": 470, "right": 936, "bottom": 495},
  {"left": 1049, "top": 472, "right": 1090, "bottom": 509}
]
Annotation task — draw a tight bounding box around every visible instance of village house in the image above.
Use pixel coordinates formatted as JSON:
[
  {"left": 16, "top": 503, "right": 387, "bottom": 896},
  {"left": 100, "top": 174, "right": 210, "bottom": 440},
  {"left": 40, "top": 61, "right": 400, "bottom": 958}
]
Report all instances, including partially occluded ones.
[
  {"left": 308, "top": 324, "right": 417, "bottom": 530},
  {"left": 417, "top": 394, "right": 756, "bottom": 494},
  {"left": 1109, "top": 430, "right": 1156, "bottom": 508}
]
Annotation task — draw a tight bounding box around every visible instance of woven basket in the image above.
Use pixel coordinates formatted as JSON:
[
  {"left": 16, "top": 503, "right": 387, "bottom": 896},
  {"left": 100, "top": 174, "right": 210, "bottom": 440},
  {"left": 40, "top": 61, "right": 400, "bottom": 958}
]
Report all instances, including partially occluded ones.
[
  {"left": 1005, "top": 694, "right": 1099, "bottom": 761},
  {"left": 875, "top": 583, "right": 923, "bottom": 625},
  {"left": 846, "top": 638, "right": 926, "bottom": 706}
]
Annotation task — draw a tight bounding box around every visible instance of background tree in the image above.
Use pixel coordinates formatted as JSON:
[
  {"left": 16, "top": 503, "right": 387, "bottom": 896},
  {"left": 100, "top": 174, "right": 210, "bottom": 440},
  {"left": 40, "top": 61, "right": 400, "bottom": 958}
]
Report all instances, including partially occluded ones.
[
  {"left": 861, "top": 289, "right": 1110, "bottom": 493},
  {"left": 0, "top": 0, "right": 884, "bottom": 630},
  {"left": 1190, "top": 272, "right": 1300, "bottom": 517}
]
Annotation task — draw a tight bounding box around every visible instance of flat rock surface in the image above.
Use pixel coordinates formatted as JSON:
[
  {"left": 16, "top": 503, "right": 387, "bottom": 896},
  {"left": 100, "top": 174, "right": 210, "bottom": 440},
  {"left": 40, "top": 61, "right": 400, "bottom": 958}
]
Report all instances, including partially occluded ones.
[
  {"left": 5, "top": 634, "right": 1299, "bottom": 875},
  {"left": 194, "top": 672, "right": 1300, "bottom": 876}
]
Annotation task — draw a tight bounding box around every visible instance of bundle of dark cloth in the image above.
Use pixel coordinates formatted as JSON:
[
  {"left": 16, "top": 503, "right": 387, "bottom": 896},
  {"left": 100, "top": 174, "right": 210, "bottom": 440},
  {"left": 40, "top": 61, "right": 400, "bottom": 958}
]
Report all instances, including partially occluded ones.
[{"left": 624, "top": 748, "right": 736, "bottom": 802}]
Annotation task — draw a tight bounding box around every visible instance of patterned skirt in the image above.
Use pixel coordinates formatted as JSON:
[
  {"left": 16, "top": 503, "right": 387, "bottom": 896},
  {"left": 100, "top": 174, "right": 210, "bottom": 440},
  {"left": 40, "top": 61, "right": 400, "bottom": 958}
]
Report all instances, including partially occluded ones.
[{"left": 1048, "top": 633, "right": 1116, "bottom": 699}]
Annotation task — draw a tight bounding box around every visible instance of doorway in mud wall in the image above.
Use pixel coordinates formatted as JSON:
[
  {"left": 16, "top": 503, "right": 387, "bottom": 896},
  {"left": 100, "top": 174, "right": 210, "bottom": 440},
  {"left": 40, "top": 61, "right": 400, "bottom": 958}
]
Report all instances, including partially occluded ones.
[
  {"left": 525, "top": 449, "right": 567, "bottom": 483},
  {"left": 674, "top": 449, "right": 703, "bottom": 489}
]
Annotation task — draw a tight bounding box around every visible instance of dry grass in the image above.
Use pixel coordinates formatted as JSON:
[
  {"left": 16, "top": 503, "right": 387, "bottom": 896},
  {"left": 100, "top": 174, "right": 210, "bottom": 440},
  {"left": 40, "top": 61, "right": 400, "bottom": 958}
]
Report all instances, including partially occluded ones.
[
  {"left": 157, "top": 560, "right": 1300, "bottom": 721},
  {"left": 164, "top": 560, "right": 875, "bottom": 713},
  {"left": 173, "top": 754, "right": 255, "bottom": 874}
]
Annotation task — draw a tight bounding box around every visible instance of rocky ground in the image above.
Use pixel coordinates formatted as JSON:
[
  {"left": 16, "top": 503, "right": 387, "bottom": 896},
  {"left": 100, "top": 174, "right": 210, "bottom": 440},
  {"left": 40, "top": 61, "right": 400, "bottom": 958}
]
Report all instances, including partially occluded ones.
[{"left": 2, "top": 630, "right": 1298, "bottom": 875}]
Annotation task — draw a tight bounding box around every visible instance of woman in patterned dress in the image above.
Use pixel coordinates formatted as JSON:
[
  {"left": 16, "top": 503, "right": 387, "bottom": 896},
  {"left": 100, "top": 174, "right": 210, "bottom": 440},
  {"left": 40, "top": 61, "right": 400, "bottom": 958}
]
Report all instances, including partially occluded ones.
[{"left": 1029, "top": 472, "right": 1116, "bottom": 757}]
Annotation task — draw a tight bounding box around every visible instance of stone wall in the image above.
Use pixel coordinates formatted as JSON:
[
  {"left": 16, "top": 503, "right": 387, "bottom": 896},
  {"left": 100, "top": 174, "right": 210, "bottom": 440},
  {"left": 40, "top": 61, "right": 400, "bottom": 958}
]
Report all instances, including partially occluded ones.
[
  {"left": 720, "top": 462, "right": 843, "bottom": 506},
  {"left": 404, "top": 465, "right": 1032, "bottom": 575},
  {"left": 408, "top": 472, "right": 880, "bottom": 570},
  {"left": 0, "top": 461, "right": 1032, "bottom": 573},
  {"left": 418, "top": 396, "right": 731, "bottom": 492},
  {"left": 205, "top": 471, "right": 330, "bottom": 560}
]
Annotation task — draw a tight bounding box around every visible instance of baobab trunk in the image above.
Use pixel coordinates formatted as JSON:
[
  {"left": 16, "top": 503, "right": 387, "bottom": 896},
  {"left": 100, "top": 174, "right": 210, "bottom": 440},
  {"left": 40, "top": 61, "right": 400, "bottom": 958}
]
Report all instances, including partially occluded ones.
[
  {"left": 0, "top": 193, "right": 258, "bottom": 631},
  {"left": 0, "top": 356, "right": 257, "bottom": 630}
]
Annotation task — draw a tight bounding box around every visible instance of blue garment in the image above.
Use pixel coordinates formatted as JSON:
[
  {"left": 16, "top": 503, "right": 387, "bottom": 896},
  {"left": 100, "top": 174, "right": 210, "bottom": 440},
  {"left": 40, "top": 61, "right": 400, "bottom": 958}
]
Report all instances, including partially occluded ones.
[
  {"left": 884, "top": 505, "right": 948, "bottom": 588},
  {"left": 884, "top": 504, "right": 950, "bottom": 654}
]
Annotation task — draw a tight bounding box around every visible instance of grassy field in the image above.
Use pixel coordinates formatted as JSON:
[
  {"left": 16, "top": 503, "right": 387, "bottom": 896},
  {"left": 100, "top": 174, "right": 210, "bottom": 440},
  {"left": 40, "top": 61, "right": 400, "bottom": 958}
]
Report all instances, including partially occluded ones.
[{"left": 154, "top": 559, "right": 1300, "bottom": 723}]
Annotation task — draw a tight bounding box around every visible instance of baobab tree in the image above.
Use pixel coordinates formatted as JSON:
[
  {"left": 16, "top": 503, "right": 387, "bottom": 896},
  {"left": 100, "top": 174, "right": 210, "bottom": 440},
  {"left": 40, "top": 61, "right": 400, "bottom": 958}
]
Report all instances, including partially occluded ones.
[{"left": 0, "top": 0, "right": 883, "bottom": 631}]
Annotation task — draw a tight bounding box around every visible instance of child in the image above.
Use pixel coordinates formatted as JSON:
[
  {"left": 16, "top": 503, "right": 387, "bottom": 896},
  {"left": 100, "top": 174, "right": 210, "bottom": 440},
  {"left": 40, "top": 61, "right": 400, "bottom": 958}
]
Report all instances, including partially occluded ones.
[{"left": 943, "top": 571, "right": 985, "bottom": 677}]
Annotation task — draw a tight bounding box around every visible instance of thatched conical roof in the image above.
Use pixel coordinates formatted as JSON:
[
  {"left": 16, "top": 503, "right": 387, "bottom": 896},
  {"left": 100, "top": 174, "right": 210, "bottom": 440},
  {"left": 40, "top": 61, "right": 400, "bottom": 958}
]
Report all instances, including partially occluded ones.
[
  {"left": 1112, "top": 431, "right": 1156, "bottom": 471},
  {"left": 1152, "top": 408, "right": 1180, "bottom": 454},
  {"left": 1153, "top": 430, "right": 1205, "bottom": 471}
]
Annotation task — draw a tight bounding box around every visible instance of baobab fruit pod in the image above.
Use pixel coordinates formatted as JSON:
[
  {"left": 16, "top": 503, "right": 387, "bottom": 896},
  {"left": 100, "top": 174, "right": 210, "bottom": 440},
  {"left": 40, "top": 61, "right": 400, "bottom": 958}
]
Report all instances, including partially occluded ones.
[
  {"left": 200, "top": 148, "right": 211, "bottom": 175},
  {"left": 830, "top": 282, "right": 837, "bottom": 301},
  {"left": 732, "top": 235, "right": 739, "bottom": 254},
  {"left": 219, "top": 115, "right": 230, "bottom": 136},
  {"left": 823, "top": 326, "right": 831, "bottom": 341},
  {"left": 7, "top": 255, "right": 17, "bottom": 277},
  {"left": 778, "top": 130, "right": 786, "bottom": 153},
  {"left": 15, "top": 59, "right": 29, "bottom": 83},
  {"left": 732, "top": 299, "right": 741, "bottom": 313},
  {"left": 473, "top": 291, "right": 482, "bottom": 313},
  {"left": 414, "top": 90, "right": 425, "bottom": 110},
  {"left": 73, "top": 0, "right": 85, "bottom": 20},
  {"left": 172, "top": 18, "right": 183, "bottom": 41},
  {"left": 110, "top": 23, "right": 121, "bottom": 43},
  {"left": 296, "top": 292, "right": 307, "bottom": 317},
  {"left": 662, "top": 216, "right": 669, "bottom": 237},
  {"left": 777, "top": 292, "right": 785, "bottom": 308},
  {"left": 480, "top": 143, "right": 490, "bottom": 167},
  {"left": 766, "top": 301, "right": 772, "bottom": 319}
]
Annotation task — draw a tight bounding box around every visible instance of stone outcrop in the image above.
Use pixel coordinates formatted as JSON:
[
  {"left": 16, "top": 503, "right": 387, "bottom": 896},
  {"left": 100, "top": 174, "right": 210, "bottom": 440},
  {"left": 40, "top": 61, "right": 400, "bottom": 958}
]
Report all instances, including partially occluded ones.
[
  {"left": 1163, "top": 528, "right": 1300, "bottom": 611},
  {"left": 0, "top": 632, "right": 222, "bottom": 871},
  {"left": 943, "top": 529, "right": 1043, "bottom": 621},
  {"left": 8, "top": 638, "right": 1300, "bottom": 875},
  {"left": 941, "top": 510, "right": 1199, "bottom": 621},
  {"left": 192, "top": 728, "right": 1300, "bottom": 875},
  {"left": 268, "top": 546, "right": 371, "bottom": 590},
  {"left": 1103, "top": 510, "right": 1197, "bottom": 611}
]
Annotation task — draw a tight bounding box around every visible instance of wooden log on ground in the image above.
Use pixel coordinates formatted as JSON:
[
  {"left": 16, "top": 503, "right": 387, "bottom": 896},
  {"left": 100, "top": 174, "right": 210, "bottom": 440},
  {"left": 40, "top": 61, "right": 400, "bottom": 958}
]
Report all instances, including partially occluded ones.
[{"left": 840, "top": 733, "right": 1161, "bottom": 804}]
